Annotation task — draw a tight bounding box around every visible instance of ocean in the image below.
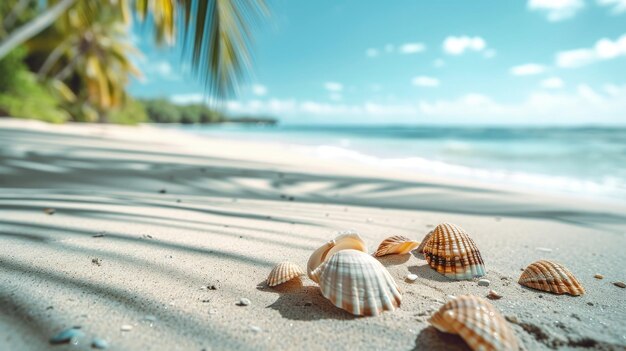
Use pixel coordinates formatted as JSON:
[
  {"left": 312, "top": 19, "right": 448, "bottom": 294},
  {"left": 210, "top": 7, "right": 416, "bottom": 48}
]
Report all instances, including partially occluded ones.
[{"left": 180, "top": 124, "right": 626, "bottom": 201}]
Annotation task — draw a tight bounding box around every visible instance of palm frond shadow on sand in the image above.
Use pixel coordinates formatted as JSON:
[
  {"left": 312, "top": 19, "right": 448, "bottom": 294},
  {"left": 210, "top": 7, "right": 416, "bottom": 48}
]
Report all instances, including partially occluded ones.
[{"left": 257, "top": 279, "right": 356, "bottom": 321}]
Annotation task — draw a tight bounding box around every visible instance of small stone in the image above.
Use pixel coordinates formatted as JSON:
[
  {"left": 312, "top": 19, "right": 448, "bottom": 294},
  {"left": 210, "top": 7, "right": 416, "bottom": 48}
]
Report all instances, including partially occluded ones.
[
  {"left": 477, "top": 279, "right": 490, "bottom": 287},
  {"left": 505, "top": 315, "right": 519, "bottom": 324},
  {"left": 44, "top": 208, "right": 56, "bottom": 215},
  {"left": 536, "top": 247, "right": 552, "bottom": 253},
  {"left": 487, "top": 289, "right": 502, "bottom": 300},
  {"left": 405, "top": 273, "right": 418, "bottom": 282},
  {"left": 587, "top": 302, "right": 594, "bottom": 306},
  {"left": 91, "top": 338, "right": 108, "bottom": 349},
  {"left": 208, "top": 285, "right": 217, "bottom": 290},
  {"left": 120, "top": 325, "right": 133, "bottom": 332},
  {"left": 237, "top": 298, "right": 251, "bottom": 306},
  {"left": 159, "top": 189, "right": 167, "bottom": 194},
  {"left": 91, "top": 258, "right": 101, "bottom": 266},
  {"left": 538, "top": 294, "right": 544, "bottom": 298},
  {"left": 594, "top": 274, "right": 604, "bottom": 279},
  {"left": 446, "top": 295, "right": 456, "bottom": 300},
  {"left": 614, "top": 281, "right": 626, "bottom": 288},
  {"left": 49, "top": 328, "right": 84, "bottom": 344},
  {"left": 249, "top": 326, "right": 262, "bottom": 333},
  {"left": 143, "top": 315, "right": 156, "bottom": 323}
]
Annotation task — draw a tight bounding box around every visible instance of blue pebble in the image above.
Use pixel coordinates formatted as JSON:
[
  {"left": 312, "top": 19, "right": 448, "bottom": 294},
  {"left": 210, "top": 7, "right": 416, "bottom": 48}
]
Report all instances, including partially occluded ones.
[{"left": 49, "top": 327, "right": 85, "bottom": 344}]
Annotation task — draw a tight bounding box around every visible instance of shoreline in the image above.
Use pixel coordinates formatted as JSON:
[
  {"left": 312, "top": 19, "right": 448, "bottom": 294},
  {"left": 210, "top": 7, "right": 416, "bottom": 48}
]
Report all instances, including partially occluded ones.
[{"left": 0, "top": 118, "right": 625, "bottom": 350}]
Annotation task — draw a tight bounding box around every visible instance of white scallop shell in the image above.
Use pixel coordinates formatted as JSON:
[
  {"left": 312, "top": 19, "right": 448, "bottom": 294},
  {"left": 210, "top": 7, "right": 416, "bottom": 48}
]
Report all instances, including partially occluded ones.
[
  {"left": 307, "top": 231, "right": 367, "bottom": 283},
  {"left": 266, "top": 262, "right": 305, "bottom": 287},
  {"left": 311, "top": 249, "right": 401, "bottom": 316}
]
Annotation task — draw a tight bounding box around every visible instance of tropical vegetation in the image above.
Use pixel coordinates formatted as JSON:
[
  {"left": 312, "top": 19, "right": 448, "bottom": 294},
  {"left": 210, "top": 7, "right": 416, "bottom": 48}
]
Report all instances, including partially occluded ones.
[{"left": 0, "top": 0, "right": 267, "bottom": 124}]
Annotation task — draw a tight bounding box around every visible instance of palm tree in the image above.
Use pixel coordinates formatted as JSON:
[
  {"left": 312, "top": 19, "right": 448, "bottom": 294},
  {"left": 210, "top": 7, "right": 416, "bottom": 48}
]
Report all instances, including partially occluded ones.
[
  {"left": 1, "top": 0, "right": 267, "bottom": 99},
  {"left": 29, "top": 5, "right": 141, "bottom": 122}
]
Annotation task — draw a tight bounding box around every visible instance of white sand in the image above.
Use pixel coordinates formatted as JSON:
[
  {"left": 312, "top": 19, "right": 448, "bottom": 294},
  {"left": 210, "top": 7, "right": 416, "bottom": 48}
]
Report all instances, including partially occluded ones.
[{"left": 0, "top": 119, "right": 625, "bottom": 350}]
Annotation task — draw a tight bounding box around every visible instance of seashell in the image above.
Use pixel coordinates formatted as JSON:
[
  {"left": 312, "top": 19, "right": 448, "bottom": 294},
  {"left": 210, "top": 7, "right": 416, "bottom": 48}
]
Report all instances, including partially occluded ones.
[
  {"left": 266, "top": 262, "right": 305, "bottom": 287},
  {"left": 307, "top": 231, "right": 367, "bottom": 283},
  {"left": 373, "top": 235, "right": 420, "bottom": 257},
  {"left": 415, "top": 229, "right": 434, "bottom": 253},
  {"left": 422, "top": 223, "right": 485, "bottom": 280},
  {"left": 429, "top": 295, "right": 520, "bottom": 351},
  {"left": 518, "top": 260, "right": 585, "bottom": 296},
  {"left": 311, "top": 249, "right": 401, "bottom": 316}
]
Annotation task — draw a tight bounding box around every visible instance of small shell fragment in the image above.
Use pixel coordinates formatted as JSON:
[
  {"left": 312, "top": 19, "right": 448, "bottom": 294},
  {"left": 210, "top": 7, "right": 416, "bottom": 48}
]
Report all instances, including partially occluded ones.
[
  {"left": 311, "top": 249, "right": 401, "bottom": 316},
  {"left": 307, "top": 231, "right": 367, "bottom": 283},
  {"left": 422, "top": 223, "right": 486, "bottom": 280},
  {"left": 429, "top": 295, "right": 519, "bottom": 351},
  {"left": 593, "top": 274, "right": 603, "bottom": 280},
  {"left": 487, "top": 290, "right": 502, "bottom": 300},
  {"left": 120, "top": 325, "right": 133, "bottom": 332},
  {"left": 266, "top": 262, "right": 305, "bottom": 287},
  {"left": 406, "top": 273, "right": 418, "bottom": 282},
  {"left": 373, "top": 235, "right": 419, "bottom": 257},
  {"left": 518, "top": 260, "right": 584, "bottom": 296},
  {"left": 614, "top": 281, "right": 626, "bottom": 288}
]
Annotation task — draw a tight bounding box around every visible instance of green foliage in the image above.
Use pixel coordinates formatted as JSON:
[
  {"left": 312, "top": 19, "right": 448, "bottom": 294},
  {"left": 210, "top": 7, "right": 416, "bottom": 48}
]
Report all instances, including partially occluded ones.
[
  {"left": 139, "top": 99, "right": 223, "bottom": 124},
  {"left": 0, "top": 47, "right": 68, "bottom": 123},
  {"left": 108, "top": 98, "right": 148, "bottom": 125}
]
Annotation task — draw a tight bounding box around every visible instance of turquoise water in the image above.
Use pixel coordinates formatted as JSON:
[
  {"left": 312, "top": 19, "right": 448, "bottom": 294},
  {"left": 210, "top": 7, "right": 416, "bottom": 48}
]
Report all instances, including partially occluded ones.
[{"left": 180, "top": 125, "right": 626, "bottom": 200}]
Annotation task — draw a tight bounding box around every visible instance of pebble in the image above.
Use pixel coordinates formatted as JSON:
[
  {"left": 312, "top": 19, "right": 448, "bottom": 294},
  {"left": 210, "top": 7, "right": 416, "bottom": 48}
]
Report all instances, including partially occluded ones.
[
  {"left": 44, "top": 208, "right": 56, "bottom": 215},
  {"left": 49, "top": 328, "right": 84, "bottom": 344},
  {"left": 405, "top": 273, "right": 418, "bottom": 282},
  {"left": 536, "top": 247, "right": 553, "bottom": 253},
  {"left": 249, "top": 326, "right": 262, "bottom": 333},
  {"left": 487, "top": 289, "right": 503, "bottom": 300},
  {"left": 477, "top": 279, "right": 490, "bottom": 287},
  {"left": 446, "top": 295, "right": 456, "bottom": 300},
  {"left": 614, "top": 281, "right": 626, "bottom": 288},
  {"left": 505, "top": 315, "right": 519, "bottom": 324},
  {"left": 237, "top": 298, "right": 251, "bottom": 306},
  {"left": 91, "top": 338, "right": 108, "bottom": 349},
  {"left": 120, "top": 325, "right": 133, "bottom": 332}
]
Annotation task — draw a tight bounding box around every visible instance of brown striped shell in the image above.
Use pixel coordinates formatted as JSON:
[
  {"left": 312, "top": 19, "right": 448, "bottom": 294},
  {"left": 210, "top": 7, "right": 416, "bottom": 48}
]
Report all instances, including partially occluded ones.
[
  {"left": 307, "top": 231, "right": 367, "bottom": 283},
  {"left": 373, "top": 235, "right": 420, "bottom": 257},
  {"left": 311, "top": 249, "right": 401, "bottom": 316},
  {"left": 415, "top": 229, "right": 434, "bottom": 254},
  {"left": 518, "top": 260, "right": 585, "bottom": 296},
  {"left": 429, "top": 295, "right": 520, "bottom": 351},
  {"left": 266, "top": 262, "right": 305, "bottom": 287},
  {"left": 422, "top": 223, "right": 485, "bottom": 280}
]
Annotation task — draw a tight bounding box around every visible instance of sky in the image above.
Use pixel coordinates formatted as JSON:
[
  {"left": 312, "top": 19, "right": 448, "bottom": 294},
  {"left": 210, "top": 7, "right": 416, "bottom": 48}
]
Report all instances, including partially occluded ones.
[{"left": 128, "top": 0, "right": 626, "bottom": 125}]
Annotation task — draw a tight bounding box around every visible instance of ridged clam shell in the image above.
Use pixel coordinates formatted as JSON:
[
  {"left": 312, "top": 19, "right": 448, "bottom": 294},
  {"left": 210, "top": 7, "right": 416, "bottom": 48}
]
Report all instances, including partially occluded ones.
[
  {"left": 307, "top": 231, "right": 367, "bottom": 283},
  {"left": 518, "top": 260, "right": 585, "bottom": 296},
  {"left": 429, "top": 295, "right": 520, "bottom": 351},
  {"left": 422, "top": 223, "right": 485, "bottom": 280},
  {"left": 373, "top": 235, "right": 419, "bottom": 257},
  {"left": 415, "top": 229, "right": 434, "bottom": 253},
  {"left": 311, "top": 249, "right": 401, "bottom": 316},
  {"left": 267, "top": 262, "right": 305, "bottom": 287}
]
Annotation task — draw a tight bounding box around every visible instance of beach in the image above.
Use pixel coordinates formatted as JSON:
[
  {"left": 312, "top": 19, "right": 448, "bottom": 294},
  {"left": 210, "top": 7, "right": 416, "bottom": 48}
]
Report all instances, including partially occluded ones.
[{"left": 0, "top": 118, "right": 625, "bottom": 350}]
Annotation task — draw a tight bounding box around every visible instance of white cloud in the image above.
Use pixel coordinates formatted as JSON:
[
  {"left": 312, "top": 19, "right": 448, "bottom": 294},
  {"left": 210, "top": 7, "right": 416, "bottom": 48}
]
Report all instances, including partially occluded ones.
[
  {"left": 443, "top": 36, "right": 486, "bottom": 55},
  {"left": 324, "top": 82, "right": 343, "bottom": 92},
  {"left": 252, "top": 84, "right": 267, "bottom": 96},
  {"left": 541, "top": 77, "right": 565, "bottom": 89},
  {"left": 527, "top": 0, "right": 584, "bottom": 21},
  {"left": 556, "top": 33, "right": 626, "bottom": 68},
  {"left": 366, "top": 48, "right": 379, "bottom": 57},
  {"left": 170, "top": 93, "right": 205, "bottom": 105},
  {"left": 433, "top": 59, "right": 445, "bottom": 68},
  {"left": 144, "top": 61, "right": 180, "bottom": 80},
  {"left": 399, "top": 43, "right": 426, "bottom": 54},
  {"left": 412, "top": 76, "right": 440, "bottom": 87},
  {"left": 510, "top": 63, "right": 547, "bottom": 76},
  {"left": 223, "top": 85, "right": 626, "bottom": 124},
  {"left": 597, "top": 0, "right": 626, "bottom": 14}
]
